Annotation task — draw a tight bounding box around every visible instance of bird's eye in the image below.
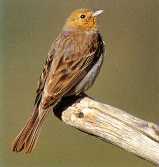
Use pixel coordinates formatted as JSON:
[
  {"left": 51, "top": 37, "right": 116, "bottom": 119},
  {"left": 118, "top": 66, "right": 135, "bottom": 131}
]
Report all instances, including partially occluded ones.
[{"left": 80, "top": 14, "right": 86, "bottom": 19}]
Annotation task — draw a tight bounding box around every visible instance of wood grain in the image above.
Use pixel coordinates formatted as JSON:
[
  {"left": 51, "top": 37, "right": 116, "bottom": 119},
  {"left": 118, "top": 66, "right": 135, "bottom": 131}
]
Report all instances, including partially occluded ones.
[{"left": 54, "top": 96, "right": 159, "bottom": 165}]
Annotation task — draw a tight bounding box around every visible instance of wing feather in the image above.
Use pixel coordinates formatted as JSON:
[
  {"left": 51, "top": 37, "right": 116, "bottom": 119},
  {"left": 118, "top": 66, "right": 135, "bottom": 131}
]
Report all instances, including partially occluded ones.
[{"left": 34, "top": 50, "right": 55, "bottom": 105}]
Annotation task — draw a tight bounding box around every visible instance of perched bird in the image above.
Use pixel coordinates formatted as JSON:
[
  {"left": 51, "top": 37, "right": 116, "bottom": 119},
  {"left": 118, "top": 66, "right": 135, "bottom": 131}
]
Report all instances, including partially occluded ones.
[{"left": 12, "top": 8, "right": 105, "bottom": 153}]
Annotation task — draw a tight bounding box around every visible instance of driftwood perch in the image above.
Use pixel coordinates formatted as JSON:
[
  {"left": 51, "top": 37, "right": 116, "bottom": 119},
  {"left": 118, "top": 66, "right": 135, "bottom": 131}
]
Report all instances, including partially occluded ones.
[{"left": 53, "top": 95, "right": 159, "bottom": 165}]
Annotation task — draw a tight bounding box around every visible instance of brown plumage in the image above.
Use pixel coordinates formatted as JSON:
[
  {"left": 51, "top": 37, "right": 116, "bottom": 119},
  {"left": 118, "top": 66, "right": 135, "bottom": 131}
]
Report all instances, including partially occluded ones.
[{"left": 12, "top": 8, "right": 105, "bottom": 153}]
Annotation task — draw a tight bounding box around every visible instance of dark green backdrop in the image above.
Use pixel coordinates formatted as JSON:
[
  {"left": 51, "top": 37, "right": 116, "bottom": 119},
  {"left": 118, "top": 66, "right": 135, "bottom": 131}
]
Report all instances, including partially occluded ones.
[{"left": 1, "top": 0, "right": 159, "bottom": 167}]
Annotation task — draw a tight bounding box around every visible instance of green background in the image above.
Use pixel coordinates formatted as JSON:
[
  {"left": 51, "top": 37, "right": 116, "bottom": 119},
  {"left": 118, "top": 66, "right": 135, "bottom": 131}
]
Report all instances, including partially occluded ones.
[{"left": 1, "top": 0, "right": 159, "bottom": 167}]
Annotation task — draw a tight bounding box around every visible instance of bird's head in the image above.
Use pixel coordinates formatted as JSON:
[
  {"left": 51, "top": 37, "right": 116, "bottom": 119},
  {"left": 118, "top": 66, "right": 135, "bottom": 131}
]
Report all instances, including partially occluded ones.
[{"left": 64, "top": 9, "right": 103, "bottom": 31}]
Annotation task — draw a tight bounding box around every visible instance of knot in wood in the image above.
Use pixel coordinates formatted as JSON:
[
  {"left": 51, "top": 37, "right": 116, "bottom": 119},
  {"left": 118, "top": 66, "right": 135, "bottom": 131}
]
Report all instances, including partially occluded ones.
[{"left": 76, "top": 111, "right": 84, "bottom": 118}]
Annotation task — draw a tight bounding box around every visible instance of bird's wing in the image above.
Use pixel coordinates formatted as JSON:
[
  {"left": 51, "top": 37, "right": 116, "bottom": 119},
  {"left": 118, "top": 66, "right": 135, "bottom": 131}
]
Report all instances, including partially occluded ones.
[
  {"left": 40, "top": 32, "right": 102, "bottom": 109},
  {"left": 34, "top": 44, "right": 56, "bottom": 105}
]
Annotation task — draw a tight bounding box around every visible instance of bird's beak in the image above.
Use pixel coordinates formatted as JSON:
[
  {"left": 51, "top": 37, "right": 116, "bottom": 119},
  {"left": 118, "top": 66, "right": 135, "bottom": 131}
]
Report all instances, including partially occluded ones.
[{"left": 92, "top": 10, "right": 104, "bottom": 17}]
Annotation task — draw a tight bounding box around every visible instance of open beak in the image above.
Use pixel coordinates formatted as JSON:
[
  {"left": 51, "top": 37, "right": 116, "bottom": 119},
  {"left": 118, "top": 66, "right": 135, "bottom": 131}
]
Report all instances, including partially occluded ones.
[{"left": 92, "top": 10, "right": 104, "bottom": 17}]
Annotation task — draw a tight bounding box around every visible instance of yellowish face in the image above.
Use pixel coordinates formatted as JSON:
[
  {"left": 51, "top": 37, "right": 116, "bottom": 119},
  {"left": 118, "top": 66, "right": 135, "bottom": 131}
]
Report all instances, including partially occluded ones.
[{"left": 64, "top": 9, "right": 97, "bottom": 31}]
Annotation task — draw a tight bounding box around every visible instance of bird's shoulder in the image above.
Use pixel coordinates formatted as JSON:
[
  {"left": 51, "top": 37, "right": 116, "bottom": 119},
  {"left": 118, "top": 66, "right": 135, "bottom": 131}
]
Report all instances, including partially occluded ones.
[{"left": 49, "top": 30, "right": 98, "bottom": 50}]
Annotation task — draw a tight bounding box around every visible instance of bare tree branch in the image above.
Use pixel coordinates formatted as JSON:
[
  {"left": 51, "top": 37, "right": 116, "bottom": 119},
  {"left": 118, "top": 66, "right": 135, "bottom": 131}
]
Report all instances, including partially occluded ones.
[{"left": 53, "top": 95, "right": 159, "bottom": 165}]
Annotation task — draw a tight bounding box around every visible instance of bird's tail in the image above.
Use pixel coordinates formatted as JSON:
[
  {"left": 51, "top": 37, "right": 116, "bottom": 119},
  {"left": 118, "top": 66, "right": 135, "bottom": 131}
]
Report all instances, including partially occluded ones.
[{"left": 12, "top": 106, "right": 49, "bottom": 153}]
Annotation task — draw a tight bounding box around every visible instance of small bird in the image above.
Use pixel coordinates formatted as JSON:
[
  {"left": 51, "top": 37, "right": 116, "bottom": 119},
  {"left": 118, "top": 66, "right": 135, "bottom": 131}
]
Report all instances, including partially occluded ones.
[{"left": 12, "top": 8, "right": 105, "bottom": 153}]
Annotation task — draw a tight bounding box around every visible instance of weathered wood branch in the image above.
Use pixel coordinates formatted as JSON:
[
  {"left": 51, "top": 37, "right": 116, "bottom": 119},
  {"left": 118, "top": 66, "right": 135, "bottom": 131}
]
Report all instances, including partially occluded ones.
[{"left": 53, "top": 95, "right": 159, "bottom": 165}]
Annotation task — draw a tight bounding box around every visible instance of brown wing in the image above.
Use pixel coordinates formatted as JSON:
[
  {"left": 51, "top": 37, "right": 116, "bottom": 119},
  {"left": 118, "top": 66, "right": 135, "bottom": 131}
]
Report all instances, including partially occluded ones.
[
  {"left": 34, "top": 31, "right": 70, "bottom": 105},
  {"left": 34, "top": 44, "right": 56, "bottom": 105}
]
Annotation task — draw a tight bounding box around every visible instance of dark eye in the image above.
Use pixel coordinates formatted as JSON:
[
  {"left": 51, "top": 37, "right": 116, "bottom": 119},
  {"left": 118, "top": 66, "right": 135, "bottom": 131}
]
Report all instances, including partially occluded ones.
[{"left": 80, "top": 14, "right": 86, "bottom": 19}]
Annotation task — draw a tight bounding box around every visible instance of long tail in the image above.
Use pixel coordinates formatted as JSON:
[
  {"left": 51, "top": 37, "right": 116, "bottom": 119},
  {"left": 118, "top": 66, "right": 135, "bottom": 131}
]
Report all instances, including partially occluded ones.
[{"left": 12, "top": 106, "right": 49, "bottom": 153}]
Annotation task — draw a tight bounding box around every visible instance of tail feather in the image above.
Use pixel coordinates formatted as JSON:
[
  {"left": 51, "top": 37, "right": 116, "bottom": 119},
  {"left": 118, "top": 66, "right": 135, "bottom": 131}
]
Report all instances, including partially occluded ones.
[
  {"left": 12, "top": 108, "right": 39, "bottom": 152},
  {"left": 12, "top": 107, "right": 48, "bottom": 153},
  {"left": 24, "top": 110, "right": 48, "bottom": 153}
]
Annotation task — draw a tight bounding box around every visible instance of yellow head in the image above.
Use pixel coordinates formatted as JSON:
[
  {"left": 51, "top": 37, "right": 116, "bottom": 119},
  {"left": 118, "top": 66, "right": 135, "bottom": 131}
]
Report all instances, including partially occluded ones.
[{"left": 64, "top": 9, "right": 103, "bottom": 31}]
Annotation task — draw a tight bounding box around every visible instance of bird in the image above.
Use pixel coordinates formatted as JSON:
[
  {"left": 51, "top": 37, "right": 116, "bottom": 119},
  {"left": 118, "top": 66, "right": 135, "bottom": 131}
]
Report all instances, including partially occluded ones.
[{"left": 12, "top": 8, "right": 105, "bottom": 153}]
